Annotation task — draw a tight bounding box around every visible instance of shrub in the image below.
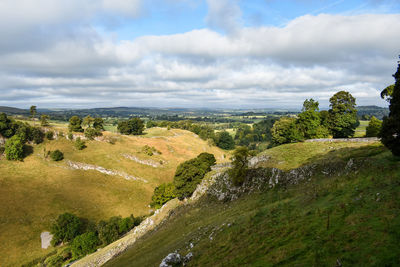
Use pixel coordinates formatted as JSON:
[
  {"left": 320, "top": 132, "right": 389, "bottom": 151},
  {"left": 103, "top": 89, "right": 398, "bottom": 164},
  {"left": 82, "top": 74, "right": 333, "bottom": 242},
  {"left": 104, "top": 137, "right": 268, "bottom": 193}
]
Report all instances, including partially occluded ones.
[
  {"left": 68, "top": 132, "right": 73, "bottom": 140},
  {"left": 51, "top": 213, "right": 83, "bottom": 246},
  {"left": 5, "top": 135, "right": 24, "bottom": 161},
  {"left": 173, "top": 153, "right": 216, "bottom": 200},
  {"left": 70, "top": 232, "right": 99, "bottom": 259},
  {"left": 215, "top": 131, "right": 235, "bottom": 150},
  {"left": 74, "top": 137, "right": 86, "bottom": 150},
  {"left": 31, "top": 127, "right": 44, "bottom": 144},
  {"left": 366, "top": 116, "right": 382, "bottom": 137},
  {"left": 229, "top": 146, "right": 250, "bottom": 186},
  {"left": 150, "top": 183, "right": 176, "bottom": 209},
  {"left": 46, "top": 131, "right": 54, "bottom": 140},
  {"left": 271, "top": 117, "right": 303, "bottom": 145},
  {"left": 97, "top": 217, "right": 120, "bottom": 246},
  {"left": 84, "top": 127, "right": 102, "bottom": 140},
  {"left": 142, "top": 145, "right": 161, "bottom": 156},
  {"left": 50, "top": 150, "right": 64, "bottom": 161}
]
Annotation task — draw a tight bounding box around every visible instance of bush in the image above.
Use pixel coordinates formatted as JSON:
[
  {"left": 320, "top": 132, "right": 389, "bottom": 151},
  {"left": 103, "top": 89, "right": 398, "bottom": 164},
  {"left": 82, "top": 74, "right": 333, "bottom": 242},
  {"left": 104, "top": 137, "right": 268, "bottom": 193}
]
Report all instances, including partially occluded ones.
[
  {"left": 31, "top": 127, "right": 44, "bottom": 144},
  {"left": 366, "top": 116, "right": 382, "bottom": 137},
  {"left": 215, "top": 131, "right": 235, "bottom": 150},
  {"left": 173, "top": 153, "right": 216, "bottom": 200},
  {"left": 51, "top": 213, "right": 83, "bottom": 246},
  {"left": 5, "top": 135, "right": 24, "bottom": 161},
  {"left": 70, "top": 232, "right": 99, "bottom": 259},
  {"left": 69, "top": 116, "right": 83, "bottom": 133},
  {"left": 46, "top": 131, "right": 54, "bottom": 140},
  {"left": 75, "top": 137, "right": 86, "bottom": 150},
  {"left": 271, "top": 117, "right": 303, "bottom": 145},
  {"left": 117, "top": 117, "right": 144, "bottom": 135},
  {"left": 68, "top": 132, "right": 73, "bottom": 140},
  {"left": 84, "top": 127, "right": 102, "bottom": 140},
  {"left": 97, "top": 217, "right": 120, "bottom": 246},
  {"left": 150, "top": 183, "right": 176, "bottom": 209},
  {"left": 50, "top": 150, "right": 64, "bottom": 161},
  {"left": 229, "top": 146, "right": 250, "bottom": 186},
  {"left": 142, "top": 145, "right": 161, "bottom": 156}
]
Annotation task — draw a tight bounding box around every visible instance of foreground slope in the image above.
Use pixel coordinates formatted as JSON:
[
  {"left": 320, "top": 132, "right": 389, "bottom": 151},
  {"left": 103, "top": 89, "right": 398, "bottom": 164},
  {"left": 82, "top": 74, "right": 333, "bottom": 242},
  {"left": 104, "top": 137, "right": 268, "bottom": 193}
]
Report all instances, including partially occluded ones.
[
  {"left": 0, "top": 127, "right": 227, "bottom": 267},
  {"left": 106, "top": 141, "right": 400, "bottom": 266}
]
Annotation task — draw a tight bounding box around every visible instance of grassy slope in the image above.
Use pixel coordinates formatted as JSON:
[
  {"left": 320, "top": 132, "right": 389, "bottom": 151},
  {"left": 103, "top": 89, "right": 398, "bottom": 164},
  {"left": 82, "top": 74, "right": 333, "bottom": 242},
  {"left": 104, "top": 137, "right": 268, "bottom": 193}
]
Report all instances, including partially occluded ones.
[
  {"left": 0, "top": 127, "right": 228, "bottom": 267},
  {"left": 106, "top": 141, "right": 400, "bottom": 267}
]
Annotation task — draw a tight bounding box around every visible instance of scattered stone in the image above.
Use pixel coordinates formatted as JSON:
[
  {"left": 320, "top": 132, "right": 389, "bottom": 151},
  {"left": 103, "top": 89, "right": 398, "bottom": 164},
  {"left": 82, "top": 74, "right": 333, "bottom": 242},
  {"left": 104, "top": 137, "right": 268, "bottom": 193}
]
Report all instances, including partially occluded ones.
[
  {"left": 41, "top": 231, "right": 53, "bottom": 249},
  {"left": 160, "top": 253, "right": 182, "bottom": 267},
  {"left": 183, "top": 252, "right": 193, "bottom": 265}
]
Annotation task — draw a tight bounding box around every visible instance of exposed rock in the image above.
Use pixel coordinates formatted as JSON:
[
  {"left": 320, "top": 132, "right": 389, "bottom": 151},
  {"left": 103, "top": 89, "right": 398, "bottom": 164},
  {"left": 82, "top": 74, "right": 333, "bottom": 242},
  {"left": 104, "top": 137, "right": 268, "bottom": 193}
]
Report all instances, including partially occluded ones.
[
  {"left": 248, "top": 155, "right": 270, "bottom": 168},
  {"left": 305, "top": 137, "right": 379, "bottom": 143},
  {"left": 122, "top": 154, "right": 164, "bottom": 167},
  {"left": 41, "top": 231, "right": 53, "bottom": 249},
  {"left": 66, "top": 160, "right": 148, "bottom": 183},
  {"left": 159, "top": 253, "right": 182, "bottom": 267},
  {"left": 183, "top": 252, "right": 193, "bottom": 265}
]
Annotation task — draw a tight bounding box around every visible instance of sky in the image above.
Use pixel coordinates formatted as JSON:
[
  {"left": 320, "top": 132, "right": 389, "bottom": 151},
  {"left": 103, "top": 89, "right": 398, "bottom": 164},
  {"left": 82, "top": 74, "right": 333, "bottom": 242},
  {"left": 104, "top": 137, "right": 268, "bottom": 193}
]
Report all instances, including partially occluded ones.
[{"left": 1, "top": 0, "right": 399, "bottom": 109}]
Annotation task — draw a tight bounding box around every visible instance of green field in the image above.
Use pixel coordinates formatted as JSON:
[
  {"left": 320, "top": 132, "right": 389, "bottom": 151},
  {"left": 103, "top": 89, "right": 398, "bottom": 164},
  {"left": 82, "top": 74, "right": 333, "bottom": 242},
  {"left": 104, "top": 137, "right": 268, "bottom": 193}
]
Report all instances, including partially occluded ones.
[
  {"left": 354, "top": 120, "right": 369, "bottom": 137},
  {"left": 0, "top": 126, "right": 228, "bottom": 267},
  {"left": 106, "top": 141, "right": 400, "bottom": 266}
]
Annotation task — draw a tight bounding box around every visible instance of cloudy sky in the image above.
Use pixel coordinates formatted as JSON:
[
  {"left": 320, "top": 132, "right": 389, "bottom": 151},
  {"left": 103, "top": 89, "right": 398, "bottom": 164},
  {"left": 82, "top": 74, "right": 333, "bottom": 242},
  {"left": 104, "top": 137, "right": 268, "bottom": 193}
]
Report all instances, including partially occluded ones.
[{"left": 1, "top": 0, "right": 399, "bottom": 109}]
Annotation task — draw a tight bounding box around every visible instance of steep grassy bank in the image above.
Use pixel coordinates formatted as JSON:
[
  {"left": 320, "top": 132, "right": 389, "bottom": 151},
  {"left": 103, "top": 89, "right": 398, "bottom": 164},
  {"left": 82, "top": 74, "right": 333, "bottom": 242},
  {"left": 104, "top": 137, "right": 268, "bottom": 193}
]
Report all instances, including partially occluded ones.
[
  {"left": 106, "top": 142, "right": 400, "bottom": 266},
  {"left": 0, "top": 127, "right": 228, "bottom": 267}
]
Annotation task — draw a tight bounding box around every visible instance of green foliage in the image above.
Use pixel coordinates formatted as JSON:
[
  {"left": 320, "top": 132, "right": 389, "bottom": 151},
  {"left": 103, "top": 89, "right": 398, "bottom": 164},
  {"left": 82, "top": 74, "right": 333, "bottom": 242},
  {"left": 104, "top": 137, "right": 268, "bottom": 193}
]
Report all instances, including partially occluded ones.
[
  {"left": 51, "top": 213, "right": 83, "bottom": 246},
  {"left": 93, "top": 117, "right": 104, "bottom": 130},
  {"left": 46, "top": 130, "right": 54, "bottom": 140},
  {"left": 271, "top": 117, "right": 303, "bottom": 145},
  {"left": 74, "top": 137, "right": 86, "bottom": 150},
  {"left": 31, "top": 127, "right": 44, "bottom": 144},
  {"left": 380, "top": 59, "right": 400, "bottom": 156},
  {"left": 173, "top": 153, "right": 216, "bottom": 200},
  {"left": 97, "top": 217, "right": 123, "bottom": 246},
  {"left": 365, "top": 116, "right": 382, "bottom": 137},
  {"left": 381, "top": 84, "right": 394, "bottom": 102},
  {"left": 328, "top": 91, "right": 358, "bottom": 138},
  {"left": 215, "top": 131, "right": 235, "bottom": 150},
  {"left": 229, "top": 146, "right": 250, "bottom": 186},
  {"left": 141, "top": 144, "right": 161, "bottom": 156},
  {"left": 0, "top": 113, "right": 15, "bottom": 138},
  {"left": 302, "top": 98, "right": 319, "bottom": 112},
  {"left": 70, "top": 232, "right": 99, "bottom": 259},
  {"left": 5, "top": 135, "right": 24, "bottom": 161},
  {"left": 117, "top": 117, "right": 144, "bottom": 135},
  {"left": 83, "top": 115, "right": 94, "bottom": 128},
  {"left": 68, "top": 116, "right": 83, "bottom": 133},
  {"left": 146, "top": 120, "right": 158, "bottom": 128},
  {"left": 68, "top": 132, "right": 73, "bottom": 140},
  {"left": 50, "top": 150, "right": 64, "bottom": 161},
  {"left": 150, "top": 183, "right": 176, "bottom": 209},
  {"left": 40, "top": 115, "right": 50, "bottom": 126},
  {"left": 29, "top": 105, "right": 37, "bottom": 119},
  {"left": 84, "top": 127, "right": 102, "bottom": 140}
]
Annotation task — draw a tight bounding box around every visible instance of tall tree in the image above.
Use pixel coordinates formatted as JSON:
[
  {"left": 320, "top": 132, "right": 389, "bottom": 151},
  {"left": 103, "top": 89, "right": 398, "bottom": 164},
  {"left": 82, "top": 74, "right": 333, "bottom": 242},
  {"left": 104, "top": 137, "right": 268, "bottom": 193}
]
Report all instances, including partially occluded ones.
[
  {"left": 40, "top": 115, "right": 50, "bottom": 126},
  {"left": 68, "top": 116, "right": 84, "bottom": 132},
  {"left": 381, "top": 84, "right": 394, "bottom": 103},
  {"left": 30, "top": 105, "right": 37, "bottom": 125},
  {"left": 328, "top": 91, "right": 358, "bottom": 138},
  {"left": 380, "top": 59, "right": 400, "bottom": 156}
]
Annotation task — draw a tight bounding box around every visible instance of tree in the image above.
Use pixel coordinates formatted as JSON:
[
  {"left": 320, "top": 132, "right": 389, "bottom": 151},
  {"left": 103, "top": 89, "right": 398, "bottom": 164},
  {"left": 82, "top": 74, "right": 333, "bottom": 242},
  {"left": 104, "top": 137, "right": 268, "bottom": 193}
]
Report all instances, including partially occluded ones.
[
  {"left": 50, "top": 150, "right": 64, "bottom": 161},
  {"left": 83, "top": 115, "right": 94, "bottom": 128},
  {"left": 40, "top": 115, "right": 50, "bottom": 126},
  {"left": 0, "top": 113, "right": 14, "bottom": 138},
  {"left": 117, "top": 117, "right": 144, "bottom": 135},
  {"left": 51, "top": 213, "right": 83, "bottom": 246},
  {"left": 328, "top": 91, "right": 358, "bottom": 138},
  {"left": 70, "top": 232, "right": 99, "bottom": 259},
  {"left": 5, "top": 135, "right": 24, "bottom": 160},
  {"left": 75, "top": 137, "right": 86, "bottom": 150},
  {"left": 31, "top": 127, "right": 44, "bottom": 144},
  {"left": 97, "top": 218, "right": 120, "bottom": 245},
  {"left": 30, "top": 105, "right": 37, "bottom": 121},
  {"left": 271, "top": 117, "right": 303, "bottom": 145},
  {"left": 229, "top": 146, "right": 250, "bottom": 186},
  {"left": 173, "top": 153, "right": 216, "bottom": 200},
  {"left": 93, "top": 118, "right": 104, "bottom": 130},
  {"left": 302, "top": 98, "right": 319, "bottom": 112},
  {"left": 216, "top": 131, "right": 235, "bottom": 150},
  {"left": 381, "top": 84, "right": 394, "bottom": 103},
  {"left": 150, "top": 183, "right": 176, "bottom": 209},
  {"left": 84, "top": 127, "right": 102, "bottom": 140},
  {"left": 366, "top": 116, "right": 382, "bottom": 137},
  {"left": 380, "top": 59, "right": 400, "bottom": 156},
  {"left": 69, "top": 116, "right": 83, "bottom": 132}
]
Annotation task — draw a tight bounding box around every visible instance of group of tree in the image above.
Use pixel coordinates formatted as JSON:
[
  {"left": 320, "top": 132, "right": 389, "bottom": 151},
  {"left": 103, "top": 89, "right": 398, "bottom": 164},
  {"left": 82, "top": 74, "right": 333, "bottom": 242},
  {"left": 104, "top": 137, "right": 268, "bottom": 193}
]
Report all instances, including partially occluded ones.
[
  {"left": 0, "top": 113, "right": 46, "bottom": 160},
  {"left": 68, "top": 115, "right": 104, "bottom": 140},
  {"left": 271, "top": 91, "right": 358, "bottom": 146},
  {"left": 234, "top": 118, "right": 277, "bottom": 149},
  {"left": 150, "top": 152, "right": 216, "bottom": 208},
  {"left": 380, "top": 58, "right": 400, "bottom": 156},
  {"left": 117, "top": 117, "right": 144, "bottom": 135},
  {"left": 50, "top": 212, "right": 143, "bottom": 261}
]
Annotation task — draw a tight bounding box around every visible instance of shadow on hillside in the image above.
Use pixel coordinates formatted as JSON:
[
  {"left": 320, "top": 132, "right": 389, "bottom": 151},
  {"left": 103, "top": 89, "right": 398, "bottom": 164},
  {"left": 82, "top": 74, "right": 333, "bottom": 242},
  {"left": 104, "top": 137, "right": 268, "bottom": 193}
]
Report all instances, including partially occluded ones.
[
  {"left": 302, "top": 144, "right": 387, "bottom": 167},
  {"left": 23, "top": 145, "right": 34, "bottom": 158}
]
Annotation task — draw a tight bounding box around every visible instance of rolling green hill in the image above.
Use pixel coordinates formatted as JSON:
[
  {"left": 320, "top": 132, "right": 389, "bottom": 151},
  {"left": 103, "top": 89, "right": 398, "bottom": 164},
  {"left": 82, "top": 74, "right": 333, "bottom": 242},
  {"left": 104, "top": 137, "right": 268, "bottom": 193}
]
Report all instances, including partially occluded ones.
[{"left": 104, "top": 141, "right": 400, "bottom": 267}]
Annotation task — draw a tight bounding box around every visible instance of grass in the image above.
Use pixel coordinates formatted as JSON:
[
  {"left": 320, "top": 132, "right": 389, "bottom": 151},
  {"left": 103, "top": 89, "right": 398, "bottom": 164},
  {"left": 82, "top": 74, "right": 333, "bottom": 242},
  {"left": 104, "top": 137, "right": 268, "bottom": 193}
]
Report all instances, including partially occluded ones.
[
  {"left": 0, "top": 126, "right": 228, "bottom": 267},
  {"left": 354, "top": 120, "right": 369, "bottom": 137},
  {"left": 106, "top": 141, "right": 400, "bottom": 267}
]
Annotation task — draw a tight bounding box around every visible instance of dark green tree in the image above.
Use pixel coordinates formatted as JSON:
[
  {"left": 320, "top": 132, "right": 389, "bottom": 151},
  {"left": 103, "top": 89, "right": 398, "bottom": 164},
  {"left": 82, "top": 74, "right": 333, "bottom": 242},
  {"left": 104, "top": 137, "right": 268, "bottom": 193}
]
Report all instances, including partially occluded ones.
[
  {"left": 173, "top": 153, "right": 216, "bottom": 200},
  {"left": 75, "top": 137, "right": 86, "bottom": 150},
  {"left": 150, "top": 183, "right": 176, "bottom": 209},
  {"left": 50, "top": 150, "right": 64, "bottom": 161},
  {"left": 302, "top": 98, "right": 319, "bottom": 112},
  {"left": 31, "top": 127, "right": 44, "bottom": 144},
  {"left": 380, "top": 59, "right": 400, "bottom": 156},
  {"left": 30, "top": 105, "right": 37, "bottom": 122},
  {"left": 83, "top": 115, "right": 94, "bottom": 128},
  {"left": 5, "top": 135, "right": 24, "bottom": 160},
  {"left": 117, "top": 117, "right": 144, "bottom": 135},
  {"left": 93, "top": 118, "right": 104, "bottom": 130},
  {"left": 84, "top": 127, "right": 102, "bottom": 140},
  {"left": 51, "top": 213, "right": 83, "bottom": 246},
  {"left": 229, "top": 146, "right": 250, "bottom": 186},
  {"left": 216, "top": 131, "right": 235, "bottom": 150},
  {"left": 69, "top": 116, "right": 83, "bottom": 132},
  {"left": 381, "top": 84, "right": 394, "bottom": 102},
  {"left": 70, "top": 232, "right": 99, "bottom": 259},
  {"left": 328, "top": 91, "right": 358, "bottom": 138},
  {"left": 271, "top": 117, "right": 303, "bottom": 145},
  {"left": 97, "top": 217, "right": 120, "bottom": 245},
  {"left": 0, "top": 113, "right": 14, "bottom": 138},
  {"left": 40, "top": 115, "right": 50, "bottom": 126},
  {"left": 366, "top": 116, "right": 382, "bottom": 137}
]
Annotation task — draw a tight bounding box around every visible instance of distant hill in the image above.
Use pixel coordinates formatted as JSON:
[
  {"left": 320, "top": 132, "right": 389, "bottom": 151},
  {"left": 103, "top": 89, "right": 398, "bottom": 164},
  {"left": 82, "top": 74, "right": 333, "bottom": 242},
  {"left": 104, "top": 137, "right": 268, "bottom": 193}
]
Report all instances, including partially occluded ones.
[
  {"left": 357, "top": 105, "right": 389, "bottom": 119},
  {"left": 0, "top": 106, "right": 29, "bottom": 115}
]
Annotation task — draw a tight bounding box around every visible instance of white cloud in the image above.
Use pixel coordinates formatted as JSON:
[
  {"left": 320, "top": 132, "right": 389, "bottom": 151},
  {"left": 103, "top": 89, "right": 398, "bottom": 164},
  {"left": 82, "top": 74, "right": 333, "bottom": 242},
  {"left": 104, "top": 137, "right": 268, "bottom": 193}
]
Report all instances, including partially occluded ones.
[{"left": 205, "top": 0, "right": 242, "bottom": 34}]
